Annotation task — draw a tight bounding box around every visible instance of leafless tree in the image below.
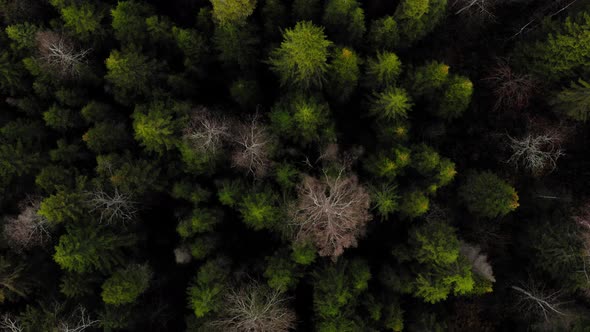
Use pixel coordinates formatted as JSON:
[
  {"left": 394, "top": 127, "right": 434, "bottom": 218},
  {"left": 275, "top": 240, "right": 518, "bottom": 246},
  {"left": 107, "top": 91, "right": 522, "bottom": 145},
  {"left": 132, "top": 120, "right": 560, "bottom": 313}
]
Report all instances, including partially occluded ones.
[
  {"left": 451, "top": 0, "right": 497, "bottom": 21},
  {"left": 484, "top": 61, "right": 536, "bottom": 111},
  {"left": 3, "top": 198, "right": 51, "bottom": 252},
  {"left": 505, "top": 121, "right": 566, "bottom": 176},
  {"left": 174, "top": 246, "right": 192, "bottom": 264},
  {"left": 512, "top": 281, "right": 568, "bottom": 322},
  {"left": 509, "top": 0, "right": 580, "bottom": 39},
  {"left": 183, "top": 107, "right": 231, "bottom": 154},
  {"left": 0, "top": 314, "right": 22, "bottom": 332},
  {"left": 86, "top": 188, "right": 138, "bottom": 224},
  {"left": 36, "top": 31, "right": 91, "bottom": 78},
  {"left": 291, "top": 170, "right": 372, "bottom": 260},
  {"left": 209, "top": 282, "right": 296, "bottom": 332},
  {"left": 231, "top": 115, "right": 273, "bottom": 177},
  {"left": 460, "top": 242, "right": 496, "bottom": 282},
  {"left": 57, "top": 306, "right": 100, "bottom": 332}
]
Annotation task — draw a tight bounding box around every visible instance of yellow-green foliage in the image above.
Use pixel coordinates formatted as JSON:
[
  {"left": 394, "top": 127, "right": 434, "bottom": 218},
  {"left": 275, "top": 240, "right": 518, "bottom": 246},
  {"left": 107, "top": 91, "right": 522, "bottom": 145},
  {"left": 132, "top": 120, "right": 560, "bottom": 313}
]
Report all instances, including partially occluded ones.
[{"left": 269, "top": 21, "right": 333, "bottom": 89}]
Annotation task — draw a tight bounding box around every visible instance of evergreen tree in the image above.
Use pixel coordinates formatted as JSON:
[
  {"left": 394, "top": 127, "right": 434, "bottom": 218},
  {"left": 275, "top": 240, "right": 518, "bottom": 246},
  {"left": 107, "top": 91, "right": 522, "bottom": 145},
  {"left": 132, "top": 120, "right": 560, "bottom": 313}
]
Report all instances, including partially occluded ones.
[
  {"left": 269, "top": 21, "right": 332, "bottom": 89},
  {"left": 53, "top": 225, "right": 135, "bottom": 273},
  {"left": 101, "top": 264, "right": 152, "bottom": 305},
  {"left": 322, "top": 0, "right": 365, "bottom": 46},
  {"left": 459, "top": 171, "right": 519, "bottom": 218},
  {"left": 551, "top": 78, "right": 590, "bottom": 121}
]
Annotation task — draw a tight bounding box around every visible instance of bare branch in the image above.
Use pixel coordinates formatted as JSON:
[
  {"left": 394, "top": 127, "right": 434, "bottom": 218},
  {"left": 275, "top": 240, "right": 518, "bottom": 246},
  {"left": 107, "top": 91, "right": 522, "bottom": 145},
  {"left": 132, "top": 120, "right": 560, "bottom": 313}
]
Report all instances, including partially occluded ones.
[
  {"left": 85, "top": 189, "right": 138, "bottom": 224},
  {"left": 484, "top": 61, "right": 536, "bottom": 112},
  {"left": 0, "top": 314, "right": 23, "bottom": 332},
  {"left": 505, "top": 121, "right": 566, "bottom": 176},
  {"left": 36, "top": 31, "right": 91, "bottom": 78},
  {"left": 58, "top": 306, "right": 100, "bottom": 332},
  {"left": 512, "top": 281, "right": 568, "bottom": 322},
  {"left": 208, "top": 282, "right": 296, "bottom": 332},
  {"left": 3, "top": 198, "right": 51, "bottom": 252},
  {"left": 291, "top": 170, "right": 372, "bottom": 260},
  {"left": 231, "top": 114, "right": 273, "bottom": 177},
  {"left": 451, "top": 0, "right": 497, "bottom": 21},
  {"left": 183, "top": 107, "right": 231, "bottom": 154}
]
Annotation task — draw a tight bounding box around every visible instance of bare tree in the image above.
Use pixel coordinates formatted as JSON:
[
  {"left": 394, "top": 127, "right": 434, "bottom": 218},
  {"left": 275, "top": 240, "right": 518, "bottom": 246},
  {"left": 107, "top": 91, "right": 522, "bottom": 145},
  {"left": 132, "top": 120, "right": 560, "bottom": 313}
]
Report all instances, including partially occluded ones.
[
  {"left": 484, "top": 61, "right": 536, "bottom": 111},
  {"left": 291, "top": 170, "right": 372, "bottom": 260},
  {"left": 209, "top": 282, "right": 296, "bottom": 332},
  {"left": 86, "top": 188, "right": 138, "bottom": 224},
  {"left": 505, "top": 121, "right": 566, "bottom": 176},
  {"left": 183, "top": 107, "right": 231, "bottom": 154},
  {"left": 57, "top": 306, "right": 99, "bottom": 332},
  {"left": 512, "top": 281, "right": 568, "bottom": 322},
  {"left": 451, "top": 0, "right": 497, "bottom": 21},
  {"left": 231, "top": 115, "right": 272, "bottom": 177},
  {"left": 460, "top": 242, "right": 496, "bottom": 282},
  {"left": 36, "top": 31, "right": 91, "bottom": 78},
  {"left": 0, "top": 314, "right": 23, "bottom": 332},
  {"left": 3, "top": 198, "right": 51, "bottom": 252}
]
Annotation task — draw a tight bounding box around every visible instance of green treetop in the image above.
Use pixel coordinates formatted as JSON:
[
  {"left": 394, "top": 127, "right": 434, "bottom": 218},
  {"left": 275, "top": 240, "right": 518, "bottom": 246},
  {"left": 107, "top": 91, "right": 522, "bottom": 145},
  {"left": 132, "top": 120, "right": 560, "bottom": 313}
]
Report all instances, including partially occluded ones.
[
  {"left": 551, "top": 78, "right": 590, "bottom": 121},
  {"left": 369, "top": 87, "right": 413, "bottom": 122},
  {"left": 322, "top": 0, "right": 366, "bottom": 46},
  {"left": 210, "top": 0, "right": 256, "bottom": 25},
  {"left": 269, "top": 21, "right": 332, "bottom": 89},
  {"left": 366, "top": 52, "right": 402, "bottom": 88},
  {"left": 459, "top": 171, "right": 519, "bottom": 218},
  {"left": 54, "top": 225, "right": 135, "bottom": 273},
  {"left": 101, "top": 264, "right": 152, "bottom": 305}
]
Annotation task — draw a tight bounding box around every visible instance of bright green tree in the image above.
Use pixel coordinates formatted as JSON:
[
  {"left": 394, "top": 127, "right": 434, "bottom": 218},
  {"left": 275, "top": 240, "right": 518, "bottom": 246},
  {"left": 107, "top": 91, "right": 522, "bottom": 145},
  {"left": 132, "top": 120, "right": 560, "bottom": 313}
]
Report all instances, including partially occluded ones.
[
  {"left": 132, "top": 101, "right": 185, "bottom": 154},
  {"left": 459, "top": 171, "right": 519, "bottom": 218},
  {"left": 54, "top": 225, "right": 135, "bottom": 273},
  {"left": 410, "top": 221, "right": 459, "bottom": 265},
  {"left": 37, "top": 189, "right": 85, "bottom": 224},
  {"left": 399, "top": 190, "right": 429, "bottom": 218},
  {"left": 370, "top": 184, "right": 399, "bottom": 220},
  {"left": 551, "top": 78, "right": 590, "bottom": 121},
  {"left": 105, "top": 49, "right": 159, "bottom": 102},
  {"left": 102, "top": 264, "right": 152, "bottom": 305},
  {"left": 60, "top": 2, "right": 104, "bottom": 39},
  {"left": 369, "top": 87, "right": 413, "bottom": 121},
  {"left": 519, "top": 12, "right": 590, "bottom": 80},
  {"left": 366, "top": 52, "right": 402, "bottom": 88},
  {"left": 238, "top": 190, "right": 280, "bottom": 230},
  {"left": 407, "top": 61, "right": 449, "bottom": 97},
  {"left": 435, "top": 75, "right": 473, "bottom": 120},
  {"left": 187, "top": 258, "right": 229, "bottom": 317},
  {"left": 269, "top": 21, "right": 332, "bottom": 89},
  {"left": 210, "top": 0, "right": 256, "bottom": 25}
]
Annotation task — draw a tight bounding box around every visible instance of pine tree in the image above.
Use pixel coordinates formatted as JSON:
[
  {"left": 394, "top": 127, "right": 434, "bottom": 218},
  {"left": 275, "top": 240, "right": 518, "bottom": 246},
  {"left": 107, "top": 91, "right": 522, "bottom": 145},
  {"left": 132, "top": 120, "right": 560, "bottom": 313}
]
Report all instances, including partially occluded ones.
[
  {"left": 101, "top": 264, "right": 152, "bottom": 305},
  {"left": 459, "top": 171, "right": 519, "bottom": 218},
  {"left": 269, "top": 21, "right": 332, "bottom": 89},
  {"left": 551, "top": 78, "right": 590, "bottom": 121}
]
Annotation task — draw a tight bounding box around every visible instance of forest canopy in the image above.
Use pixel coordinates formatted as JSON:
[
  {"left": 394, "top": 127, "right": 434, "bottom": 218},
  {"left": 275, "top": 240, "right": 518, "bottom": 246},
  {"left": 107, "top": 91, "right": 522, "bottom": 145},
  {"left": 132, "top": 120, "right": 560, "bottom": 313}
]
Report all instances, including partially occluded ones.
[{"left": 1, "top": 0, "right": 590, "bottom": 331}]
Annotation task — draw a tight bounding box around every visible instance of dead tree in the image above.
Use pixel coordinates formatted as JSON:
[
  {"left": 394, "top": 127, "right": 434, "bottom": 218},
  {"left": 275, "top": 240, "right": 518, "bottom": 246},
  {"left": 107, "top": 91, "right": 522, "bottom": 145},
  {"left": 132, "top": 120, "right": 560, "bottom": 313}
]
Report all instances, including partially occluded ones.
[
  {"left": 505, "top": 121, "right": 566, "bottom": 176},
  {"left": 209, "top": 282, "right": 296, "bottom": 332},
  {"left": 231, "top": 115, "right": 272, "bottom": 177},
  {"left": 183, "top": 107, "right": 230, "bottom": 154},
  {"left": 484, "top": 61, "right": 535, "bottom": 111},
  {"left": 36, "top": 31, "right": 91, "bottom": 78},
  {"left": 460, "top": 242, "right": 496, "bottom": 282},
  {"left": 0, "top": 314, "right": 22, "bottom": 332},
  {"left": 291, "top": 170, "right": 372, "bottom": 260},
  {"left": 3, "top": 198, "right": 51, "bottom": 252},
  {"left": 57, "top": 306, "right": 100, "bottom": 332},
  {"left": 511, "top": 281, "right": 568, "bottom": 322},
  {"left": 86, "top": 188, "right": 138, "bottom": 224},
  {"left": 451, "top": 0, "right": 497, "bottom": 21}
]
